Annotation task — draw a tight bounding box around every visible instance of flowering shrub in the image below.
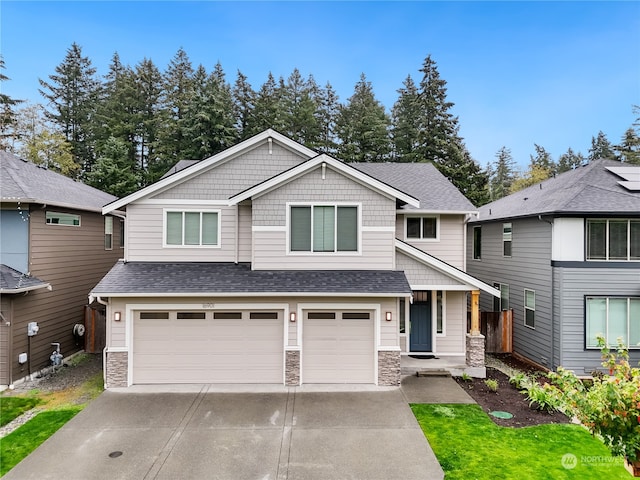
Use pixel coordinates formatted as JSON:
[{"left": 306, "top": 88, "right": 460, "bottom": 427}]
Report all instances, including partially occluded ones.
[{"left": 545, "top": 335, "right": 640, "bottom": 461}]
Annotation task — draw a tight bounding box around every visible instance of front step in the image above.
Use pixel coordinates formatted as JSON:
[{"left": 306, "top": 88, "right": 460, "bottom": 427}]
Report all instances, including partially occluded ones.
[{"left": 415, "top": 369, "right": 451, "bottom": 377}]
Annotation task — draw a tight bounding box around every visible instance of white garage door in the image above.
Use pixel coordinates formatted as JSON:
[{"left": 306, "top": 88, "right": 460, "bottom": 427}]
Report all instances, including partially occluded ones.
[
  {"left": 302, "top": 311, "right": 375, "bottom": 384},
  {"left": 133, "top": 310, "right": 283, "bottom": 384}
]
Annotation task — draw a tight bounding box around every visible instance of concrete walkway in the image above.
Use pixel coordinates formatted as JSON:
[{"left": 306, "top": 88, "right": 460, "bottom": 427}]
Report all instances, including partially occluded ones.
[
  {"left": 401, "top": 374, "right": 476, "bottom": 404},
  {"left": 4, "top": 386, "right": 444, "bottom": 480}
]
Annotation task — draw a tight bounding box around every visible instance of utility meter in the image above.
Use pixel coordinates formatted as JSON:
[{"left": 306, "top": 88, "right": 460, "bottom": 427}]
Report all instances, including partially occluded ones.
[{"left": 27, "top": 322, "right": 39, "bottom": 336}]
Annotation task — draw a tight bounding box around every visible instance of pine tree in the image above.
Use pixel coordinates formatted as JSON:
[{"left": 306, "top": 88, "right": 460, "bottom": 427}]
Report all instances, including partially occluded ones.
[
  {"left": 391, "top": 75, "right": 420, "bottom": 162},
  {"left": 232, "top": 70, "right": 255, "bottom": 140},
  {"left": 87, "top": 137, "right": 140, "bottom": 197},
  {"left": 249, "top": 72, "right": 286, "bottom": 135},
  {"left": 0, "top": 56, "right": 23, "bottom": 151},
  {"left": 615, "top": 127, "right": 640, "bottom": 165},
  {"left": 529, "top": 144, "right": 556, "bottom": 175},
  {"left": 313, "top": 81, "right": 340, "bottom": 155},
  {"left": 557, "top": 147, "right": 585, "bottom": 172},
  {"left": 588, "top": 131, "right": 617, "bottom": 161},
  {"left": 38, "top": 42, "right": 100, "bottom": 176},
  {"left": 335, "top": 73, "right": 391, "bottom": 162},
  {"left": 280, "top": 69, "right": 321, "bottom": 146},
  {"left": 489, "top": 146, "right": 516, "bottom": 200}
]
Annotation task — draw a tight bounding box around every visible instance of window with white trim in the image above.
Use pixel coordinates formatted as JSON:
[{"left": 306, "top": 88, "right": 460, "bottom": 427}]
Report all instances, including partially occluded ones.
[
  {"left": 290, "top": 205, "right": 358, "bottom": 253},
  {"left": 104, "top": 216, "right": 113, "bottom": 250},
  {"left": 493, "top": 283, "right": 510, "bottom": 311},
  {"left": 586, "top": 297, "right": 640, "bottom": 349},
  {"left": 524, "top": 289, "right": 535, "bottom": 328},
  {"left": 473, "top": 226, "right": 481, "bottom": 260},
  {"left": 119, "top": 219, "right": 125, "bottom": 248},
  {"left": 406, "top": 216, "right": 438, "bottom": 240},
  {"left": 46, "top": 211, "right": 80, "bottom": 226},
  {"left": 503, "top": 223, "right": 512, "bottom": 257},
  {"left": 165, "top": 210, "right": 219, "bottom": 247},
  {"left": 587, "top": 219, "right": 640, "bottom": 261}
]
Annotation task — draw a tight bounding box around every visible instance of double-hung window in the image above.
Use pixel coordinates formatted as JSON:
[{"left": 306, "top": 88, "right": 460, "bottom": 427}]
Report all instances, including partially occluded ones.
[
  {"left": 586, "top": 297, "right": 640, "bottom": 349},
  {"left": 587, "top": 219, "right": 640, "bottom": 261},
  {"left": 473, "top": 226, "right": 481, "bottom": 260},
  {"left": 406, "top": 216, "right": 438, "bottom": 240},
  {"left": 290, "top": 205, "right": 358, "bottom": 253},
  {"left": 524, "top": 289, "right": 535, "bottom": 329},
  {"left": 503, "top": 223, "right": 512, "bottom": 257},
  {"left": 104, "top": 216, "right": 113, "bottom": 250},
  {"left": 165, "top": 210, "right": 220, "bottom": 247}
]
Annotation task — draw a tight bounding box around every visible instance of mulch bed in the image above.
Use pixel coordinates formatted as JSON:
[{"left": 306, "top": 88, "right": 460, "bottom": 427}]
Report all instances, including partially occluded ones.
[{"left": 454, "top": 367, "right": 571, "bottom": 428}]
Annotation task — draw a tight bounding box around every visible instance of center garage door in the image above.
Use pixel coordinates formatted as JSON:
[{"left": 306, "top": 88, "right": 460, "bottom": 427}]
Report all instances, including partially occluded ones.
[
  {"left": 133, "top": 310, "right": 283, "bottom": 384},
  {"left": 302, "top": 310, "right": 375, "bottom": 384}
]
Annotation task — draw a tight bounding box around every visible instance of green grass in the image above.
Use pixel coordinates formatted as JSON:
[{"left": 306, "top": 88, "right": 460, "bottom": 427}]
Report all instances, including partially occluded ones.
[
  {"left": 0, "top": 408, "right": 81, "bottom": 476},
  {"left": 0, "top": 397, "right": 42, "bottom": 426},
  {"left": 411, "top": 404, "right": 630, "bottom": 480}
]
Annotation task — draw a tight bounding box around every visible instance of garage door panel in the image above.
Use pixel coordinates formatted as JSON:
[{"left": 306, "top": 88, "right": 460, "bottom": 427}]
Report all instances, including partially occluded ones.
[{"left": 133, "top": 313, "right": 283, "bottom": 384}]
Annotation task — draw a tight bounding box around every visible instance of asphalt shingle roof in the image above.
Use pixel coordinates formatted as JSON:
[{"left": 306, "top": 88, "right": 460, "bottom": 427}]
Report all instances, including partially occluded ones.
[
  {"left": 352, "top": 162, "right": 476, "bottom": 212},
  {"left": 0, "top": 151, "right": 117, "bottom": 212},
  {"left": 0, "top": 264, "right": 50, "bottom": 293},
  {"left": 91, "top": 261, "right": 412, "bottom": 296},
  {"left": 473, "top": 159, "right": 640, "bottom": 223}
]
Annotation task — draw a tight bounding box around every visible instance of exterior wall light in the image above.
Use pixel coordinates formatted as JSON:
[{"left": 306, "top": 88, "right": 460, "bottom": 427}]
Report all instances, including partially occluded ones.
[
  {"left": 385, "top": 311, "right": 392, "bottom": 322},
  {"left": 114, "top": 311, "right": 122, "bottom": 322},
  {"left": 290, "top": 312, "right": 296, "bottom": 323}
]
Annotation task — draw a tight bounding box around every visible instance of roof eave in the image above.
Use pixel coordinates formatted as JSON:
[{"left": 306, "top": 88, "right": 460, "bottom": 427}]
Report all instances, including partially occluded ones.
[
  {"left": 88, "top": 291, "right": 412, "bottom": 298},
  {"left": 0, "top": 283, "right": 52, "bottom": 294}
]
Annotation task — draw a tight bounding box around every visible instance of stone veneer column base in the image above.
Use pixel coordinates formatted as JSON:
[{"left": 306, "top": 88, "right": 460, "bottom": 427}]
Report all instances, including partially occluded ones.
[
  {"left": 105, "top": 351, "right": 128, "bottom": 388},
  {"left": 285, "top": 350, "right": 300, "bottom": 386},
  {"left": 378, "top": 350, "right": 401, "bottom": 386},
  {"left": 466, "top": 333, "right": 486, "bottom": 378}
]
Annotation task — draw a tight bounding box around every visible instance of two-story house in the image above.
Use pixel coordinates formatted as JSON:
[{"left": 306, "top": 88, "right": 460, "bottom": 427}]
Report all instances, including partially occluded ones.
[
  {"left": 467, "top": 159, "right": 640, "bottom": 375},
  {"left": 91, "top": 130, "right": 498, "bottom": 388},
  {"left": 0, "top": 150, "right": 123, "bottom": 387}
]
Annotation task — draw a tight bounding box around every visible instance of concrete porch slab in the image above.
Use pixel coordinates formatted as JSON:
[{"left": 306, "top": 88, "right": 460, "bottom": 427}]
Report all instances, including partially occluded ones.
[{"left": 401, "top": 375, "right": 476, "bottom": 404}]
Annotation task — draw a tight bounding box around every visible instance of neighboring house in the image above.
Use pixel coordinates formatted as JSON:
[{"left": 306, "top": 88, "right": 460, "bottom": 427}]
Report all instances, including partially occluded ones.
[
  {"left": 91, "top": 130, "right": 498, "bottom": 388},
  {"left": 0, "top": 151, "right": 123, "bottom": 387},
  {"left": 466, "top": 159, "right": 640, "bottom": 375}
]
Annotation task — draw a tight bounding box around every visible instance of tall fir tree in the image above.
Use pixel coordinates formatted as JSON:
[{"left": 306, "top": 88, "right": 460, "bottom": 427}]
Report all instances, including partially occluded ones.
[
  {"left": 557, "top": 147, "right": 585, "bottom": 173},
  {"left": 313, "top": 81, "right": 340, "bottom": 155},
  {"left": 232, "top": 70, "right": 255, "bottom": 140},
  {"left": 391, "top": 75, "right": 421, "bottom": 162},
  {"left": 280, "top": 69, "right": 321, "bottom": 146},
  {"left": 249, "top": 72, "right": 286, "bottom": 135},
  {"left": 489, "top": 146, "right": 516, "bottom": 201},
  {"left": 529, "top": 143, "right": 556, "bottom": 175},
  {"left": 615, "top": 127, "right": 640, "bottom": 165},
  {"left": 38, "top": 42, "right": 100, "bottom": 177},
  {"left": 588, "top": 131, "right": 617, "bottom": 161},
  {"left": 0, "top": 56, "right": 23, "bottom": 151},
  {"left": 335, "top": 73, "right": 391, "bottom": 162},
  {"left": 86, "top": 136, "right": 140, "bottom": 197}
]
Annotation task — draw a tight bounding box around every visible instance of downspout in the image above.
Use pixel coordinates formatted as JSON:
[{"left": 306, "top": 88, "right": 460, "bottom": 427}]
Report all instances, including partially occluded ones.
[
  {"left": 538, "top": 215, "right": 555, "bottom": 369},
  {"left": 90, "top": 295, "right": 109, "bottom": 386}
]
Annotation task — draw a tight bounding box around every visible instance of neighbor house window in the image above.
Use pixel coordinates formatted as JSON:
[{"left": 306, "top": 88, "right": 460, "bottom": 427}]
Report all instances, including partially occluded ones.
[
  {"left": 586, "top": 297, "right": 640, "bottom": 349},
  {"left": 587, "top": 219, "right": 640, "bottom": 261},
  {"left": 46, "top": 211, "right": 80, "bottom": 226},
  {"left": 493, "top": 283, "right": 510, "bottom": 311},
  {"left": 524, "top": 289, "right": 535, "bottom": 328},
  {"left": 165, "top": 210, "right": 219, "bottom": 247},
  {"left": 406, "top": 216, "right": 438, "bottom": 240},
  {"left": 473, "top": 226, "right": 481, "bottom": 260},
  {"left": 503, "top": 223, "right": 512, "bottom": 257},
  {"left": 119, "top": 219, "right": 125, "bottom": 248},
  {"left": 436, "top": 290, "right": 444, "bottom": 334},
  {"left": 104, "top": 216, "right": 113, "bottom": 250},
  {"left": 290, "top": 205, "right": 358, "bottom": 253}
]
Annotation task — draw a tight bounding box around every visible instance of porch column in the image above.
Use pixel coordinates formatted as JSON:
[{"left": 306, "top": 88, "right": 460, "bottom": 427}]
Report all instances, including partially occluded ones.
[{"left": 470, "top": 290, "right": 480, "bottom": 335}]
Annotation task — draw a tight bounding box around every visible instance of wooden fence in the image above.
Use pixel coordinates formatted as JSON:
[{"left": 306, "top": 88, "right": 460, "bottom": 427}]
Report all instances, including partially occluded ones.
[
  {"left": 84, "top": 306, "right": 106, "bottom": 353},
  {"left": 481, "top": 309, "right": 513, "bottom": 353}
]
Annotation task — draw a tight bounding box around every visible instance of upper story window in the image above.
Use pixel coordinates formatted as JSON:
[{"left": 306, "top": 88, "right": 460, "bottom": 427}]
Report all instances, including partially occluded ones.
[
  {"left": 289, "top": 205, "right": 358, "bottom": 253},
  {"left": 119, "top": 219, "right": 125, "bottom": 248},
  {"left": 104, "top": 217, "right": 113, "bottom": 250},
  {"left": 406, "top": 216, "right": 438, "bottom": 240},
  {"left": 473, "top": 226, "right": 481, "bottom": 260},
  {"left": 586, "top": 297, "right": 640, "bottom": 349},
  {"left": 503, "top": 223, "right": 512, "bottom": 257},
  {"left": 524, "top": 289, "right": 535, "bottom": 329},
  {"left": 46, "top": 211, "right": 80, "bottom": 226},
  {"left": 586, "top": 219, "right": 640, "bottom": 261},
  {"left": 164, "top": 210, "right": 220, "bottom": 247}
]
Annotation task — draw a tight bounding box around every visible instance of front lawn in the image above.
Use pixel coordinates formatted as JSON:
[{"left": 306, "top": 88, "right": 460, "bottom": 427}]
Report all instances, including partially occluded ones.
[
  {"left": 411, "top": 404, "right": 630, "bottom": 479},
  {"left": 0, "top": 397, "right": 42, "bottom": 427}
]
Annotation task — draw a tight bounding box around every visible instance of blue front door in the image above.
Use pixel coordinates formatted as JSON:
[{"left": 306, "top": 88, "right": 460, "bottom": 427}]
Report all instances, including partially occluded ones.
[{"left": 410, "top": 302, "right": 432, "bottom": 352}]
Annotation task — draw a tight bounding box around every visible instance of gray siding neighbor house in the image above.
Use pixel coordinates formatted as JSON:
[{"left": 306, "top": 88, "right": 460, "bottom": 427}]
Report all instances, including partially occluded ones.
[
  {"left": 91, "top": 130, "right": 498, "bottom": 388},
  {"left": 0, "top": 151, "right": 123, "bottom": 387},
  {"left": 466, "top": 159, "right": 640, "bottom": 375}
]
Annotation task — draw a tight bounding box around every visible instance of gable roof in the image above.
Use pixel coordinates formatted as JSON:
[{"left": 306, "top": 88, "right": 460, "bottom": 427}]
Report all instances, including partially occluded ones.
[
  {"left": 395, "top": 240, "right": 500, "bottom": 297},
  {"left": 473, "top": 159, "right": 640, "bottom": 223},
  {"left": 0, "top": 264, "right": 51, "bottom": 294},
  {"left": 229, "top": 154, "right": 420, "bottom": 207},
  {"left": 103, "top": 129, "right": 318, "bottom": 214},
  {"left": 90, "top": 261, "right": 412, "bottom": 297},
  {"left": 0, "top": 151, "right": 117, "bottom": 213},
  {"left": 353, "top": 162, "right": 476, "bottom": 213}
]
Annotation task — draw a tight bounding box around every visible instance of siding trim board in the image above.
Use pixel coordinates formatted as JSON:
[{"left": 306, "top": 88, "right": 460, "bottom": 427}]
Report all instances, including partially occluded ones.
[{"left": 551, "top": 261, "right": 640, "bottom": 269}]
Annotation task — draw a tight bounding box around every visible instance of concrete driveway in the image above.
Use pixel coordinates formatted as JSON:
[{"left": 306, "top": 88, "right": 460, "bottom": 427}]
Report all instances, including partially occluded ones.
[{"left": 4, "top": 385, "right": 443, "bottom": 480}]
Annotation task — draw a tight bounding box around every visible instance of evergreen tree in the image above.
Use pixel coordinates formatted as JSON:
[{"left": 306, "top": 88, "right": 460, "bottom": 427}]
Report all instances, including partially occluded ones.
[
  {"left": 0, "top": 56, "right": 23, "bottom": 151},
  {"left": 232, "top": 70, "right": 255, "bottom": 140},
  {"left": 335, "top": 73, "right": 391, "bottom": 162},
  {"left": 280, "top": 69, "right": 321, "bottom": 146},
  {"left": 529, "top": 144, "right": 556, "bottom": 175},
  {"left": 588, "top": 131, "right": 617, "bottom": 161},
  {"left": 86, "top": 137, "right": 140, "bottom": 197},
  {"left": 249, "top": 72, "right": 286, "bottom": 135},
  {"left": 314, "top": 81, "right": 339, "bottom": 155},
  {"left": 451, "top": 147, "right": 490, "bottom": 206},
  {"left": 615, "top": 127, "right": 640, "bottom": 165},
  {"left": 38, "top": 42, "right": 100, "bottom": 176},
  {"left": 489, "top": 146, "right": 516, "bottom": 201},
  {"left": 557, "top": 147, "right": 585, "bottom": 173},
  {"left": 391, "top": 75, "right": 420, "bottom": 162}
]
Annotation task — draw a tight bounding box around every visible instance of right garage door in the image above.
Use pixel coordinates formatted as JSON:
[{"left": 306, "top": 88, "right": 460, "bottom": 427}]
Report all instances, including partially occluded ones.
[{"left": 302, "top": 310, "right": 375, "bottom": 384}]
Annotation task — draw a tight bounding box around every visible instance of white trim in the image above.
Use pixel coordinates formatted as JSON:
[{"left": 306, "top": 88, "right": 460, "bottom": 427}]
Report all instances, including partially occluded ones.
[
  {"left": 397, "top": 209, "right": 476, "bottom": 215},
  {"left": 137, "top": 199, "right": 229, "bottom": 206},
  {"left": 396, "top": 240, "right": 500, "bottom": 297},
  {"left": 524, "top": 288, "right": 536, "bottom": 330},
  {"left": 434, "top": 290, "right": 446, "bottom": 337},
  {"left": 162, "top": 208, "right": 222, "bottom": 248},
  {"left": 377, "top": 346, "right": 401, "bottom": 351},
  {"left": 410, "top": 284, "right": 477, "bottom": 291},
  {"left": 230, "top": 154, "right": 420, "bottom": 207},
  {"left": 93, "top": 291, "right": 413, "bottom": 298},
  {"left": 404, "top": 214, "right": 440, "bottom": 242},
  {"left": 361, "top": 226, "right": 396, "bottom": 232},
  {"left": 103, "top": 129, "right": 318, "bottom": 214},
  {"left": 1, "top": 282, "right": 52, "bottom": 294},
  {"left": 252, "top": 225, "right": 287, "bottom": 232}
]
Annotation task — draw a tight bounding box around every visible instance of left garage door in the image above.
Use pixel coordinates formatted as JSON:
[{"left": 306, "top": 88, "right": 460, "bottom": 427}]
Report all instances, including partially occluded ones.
[{"left": 133, "top": 310, "right": 283, "bottom": 384}]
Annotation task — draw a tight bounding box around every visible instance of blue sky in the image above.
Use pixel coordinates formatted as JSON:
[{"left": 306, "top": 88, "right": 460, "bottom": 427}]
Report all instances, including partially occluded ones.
[{"left": 2, "top": 1, "right": 638, "bottom": 170}]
